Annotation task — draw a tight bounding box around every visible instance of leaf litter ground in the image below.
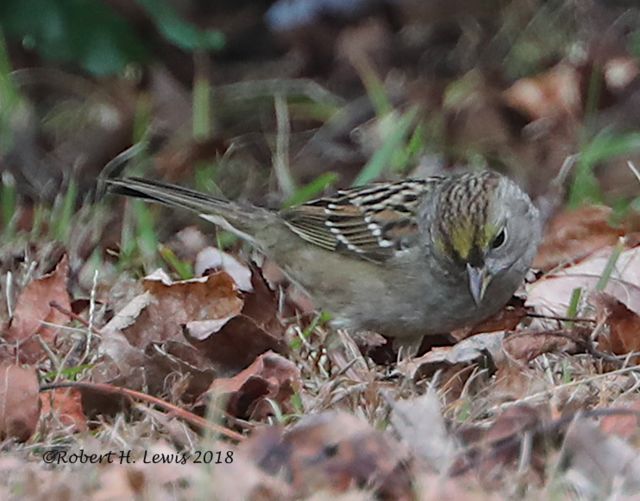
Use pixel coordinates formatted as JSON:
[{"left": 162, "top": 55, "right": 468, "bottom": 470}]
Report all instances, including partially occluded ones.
[{"left": 1, "top": 211, "right": 640, "bottom": 499}]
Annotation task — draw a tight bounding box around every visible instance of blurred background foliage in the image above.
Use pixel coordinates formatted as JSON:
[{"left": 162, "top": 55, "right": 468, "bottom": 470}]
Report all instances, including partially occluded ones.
[
  {"left": 0, "top": 0, "right": 149, "bottom": 76},
  {"left": 0, "top": 0, "right": 639, "bottom": 276},
  {"left": 0, "top": 0, "right": 225, "bottom": 75}
]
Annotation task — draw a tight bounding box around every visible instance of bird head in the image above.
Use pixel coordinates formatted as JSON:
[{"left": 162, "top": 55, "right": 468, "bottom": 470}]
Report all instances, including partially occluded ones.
[{"left": 430, "top": 171, "right": 540, "bottom": 305}]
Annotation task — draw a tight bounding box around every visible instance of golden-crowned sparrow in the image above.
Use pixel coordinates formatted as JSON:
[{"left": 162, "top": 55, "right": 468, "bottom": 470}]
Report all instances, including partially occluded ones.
[{"left": 106, "top": 171, "right": 540, "bottom": 352}]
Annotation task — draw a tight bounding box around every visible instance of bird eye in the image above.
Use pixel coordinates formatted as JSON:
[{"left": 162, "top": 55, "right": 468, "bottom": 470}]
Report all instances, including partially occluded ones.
[{"left": 491, "top": 228, "right": 507, "bottom": 249}]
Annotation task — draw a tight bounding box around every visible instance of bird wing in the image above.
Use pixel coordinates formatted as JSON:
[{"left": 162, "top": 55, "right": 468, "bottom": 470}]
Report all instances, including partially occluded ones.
[{"left": 280, "top": 178, "right": 441, "bottom": 262}]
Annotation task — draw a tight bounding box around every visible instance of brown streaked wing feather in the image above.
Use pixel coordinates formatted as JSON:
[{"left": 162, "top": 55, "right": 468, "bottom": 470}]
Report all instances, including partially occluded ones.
[
  {"left": 280, "top": 205, "right": 337, "bottom": 251},
  {"left": 280, "top": 178, "right": 441, "bottom": 262}
]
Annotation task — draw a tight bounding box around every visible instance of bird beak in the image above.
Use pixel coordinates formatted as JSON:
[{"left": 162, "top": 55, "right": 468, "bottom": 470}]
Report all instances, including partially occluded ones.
[{"left": 467, "top": 264, "right": 492, "bottom": 306}]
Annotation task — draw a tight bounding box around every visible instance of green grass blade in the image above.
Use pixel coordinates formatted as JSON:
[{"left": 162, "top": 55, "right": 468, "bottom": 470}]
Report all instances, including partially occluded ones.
[
  {"left": 53, "top": 179, "right": 78, "bottom": 242},
  {"left": 193, "top": 69, "right": 212, "bottom": 141},
  {"left": 0, "top": 31, "right": 21, "bottom": 154},
  {"left": 354, "top": 59, "right": 392, "bottom": 117},
  {"left": 1, "top": 171, "right": 17, "bottom": 237},
  {"left": 596, "top": 238, "right": 624, "bottom": 291},
  {"left": 352, "top": 108, "right": 418, "bottom": 186},
  {"left": 159, "top": 244, "right": 193, "bottom": 280},
  {"left": 565, "top": 287, "right": 583, "bottom": 328},
  {"left": 570, "top": 131, "right": 640, "bottom": 207},
  {"left": 284, "top": 172, "right": 338, "bottom": 207},
  {"left": 133, "top": 200, "right": 159, "bottom": 263}
]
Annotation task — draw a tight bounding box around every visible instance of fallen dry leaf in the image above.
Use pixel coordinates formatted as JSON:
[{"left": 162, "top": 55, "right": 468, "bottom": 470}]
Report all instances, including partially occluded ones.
[
  {"left": 261, "top": 258, "right": 317, "bottom": 316},
  {"left": 101, "top": 292, "right": 154, "bottom": 337},
  {"left": 533, "top": 206, "right": 626, "bottom": 271},
  {"left": 397, "top": 332, "right": 504, "bottom": 379},
  {"left": 184, "top": 315, "right": 287, "bottom": 375},
  {"left": 527, "top": 245, "right": 640, "bottom": 318},
  {"left": 183, "top": 318, "right": 236, "bottom": 341},
  {"left": 0, "top": 363, "right": 40, "bottom": 441},
  {"left": 144, "top": 340, "right": 217, "bottom": 401},
  {"left": 210, "top": 442, "right": 294, "bottom": 500},
  {"left": 484, "top": 405, "right": 541, "bottom": 444},
  {"left": 40, "top": 387, "right": 88, "bottom": 433},
  {"left": 238, "top": 263, "right": 285, "bottom": 330},
  {"left": 97, "top": 272, "right": 238, "bottom": 391},
  {"left": 592, "top": 292, "right": 640, "bottom": 357},
  {"left": 195, "top": 247, "right": 253, "bottom": 291},
  {"left": 96, "top": 330, "right": 218, "bottom": 402},
  {"left": 454, "top": 405, "right": 545, "bottom": 483},
  {"left": 95, "top": 329, "right": 147, "bottom": 389},
  {"left": 502, "top": 329, "right": 580, "bottom": 362},
  {"left": 97, "top": 267, "right": 286, "bottom": 401},
  {"left": 134, "top": 441, "right": 200, "bottom": 485},
  {"left": 122, "top": 269, "right": 244, "bottom": 347},
  {"left": 503, "top": 62, "right": 581, "bottom": 121},
  {"left": 135, "top": 407, "right": 200, "bottom": 450},
  {"left": 182, "top": 266, "right": 275, "bottom": 343},
  {"left": 561, "top": 418, "right": 640, "bottom": 497},
  {"left": 390, "top": 389, "right": 458, "bottom": 472},
  {"left": 491, "top": 364, "right": 539, "bottom": 402},
  {"left": 413, "top": 473, "right": 496, "bottom": 501},
  {"left": 209, "top": 351, "right": 301, "bottom": 420},
  {"left": 600, "top": 403, "right": 640, "bottom": 441},
  {"left": 4, "top": 254, "right": 71, "bottom": 363},
  {"left": 184, "top": 266, "right": 286, "bottom": 373},
  {"left": 94, "top": 465, "right": 142, "bottom": 500},
  {"left": 454, "top": 297, "right": 528, "bottom": 339},
  {"left": 242, "top": 411, "right": 413, "bottom": 499}
]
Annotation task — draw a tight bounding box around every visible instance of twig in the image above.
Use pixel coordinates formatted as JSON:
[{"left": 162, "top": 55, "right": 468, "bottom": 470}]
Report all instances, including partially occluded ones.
[
  {"left": 50, "top": 301, "right": 101, "bottom": 335},
  {"left": 39, "top": 381, "right": 245, "bottom": 442},
  {"left": 273, "top": 93, "right": 295, "bottom": 197},
  {"left": 510, "top": 328, "right": 629, "bottom": 366},
  {"left": 525, "top": 312, "right": 596, "bottom": 324},
  {"left": 489, "top": 364, "right": 640, "bottom": 413},
  {"left": 37, "top": 336, "right": 61, "bottom": 368},
  {"left": 218, "top": 79, "right": 344, "bottom": 105},
  {"left": 83, "top": 269, "right": 99, "bottom": 364},
  {"left": 5, "top": 271, "right": 14, "bottom": 318},
  {"left": 627, "top": 161, "right": 640, "bottom": 184}
]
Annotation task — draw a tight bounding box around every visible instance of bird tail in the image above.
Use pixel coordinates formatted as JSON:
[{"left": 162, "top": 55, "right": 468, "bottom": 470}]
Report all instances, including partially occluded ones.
[{"left": 105, "top": 177, "right": 269, "bottom": 238}]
